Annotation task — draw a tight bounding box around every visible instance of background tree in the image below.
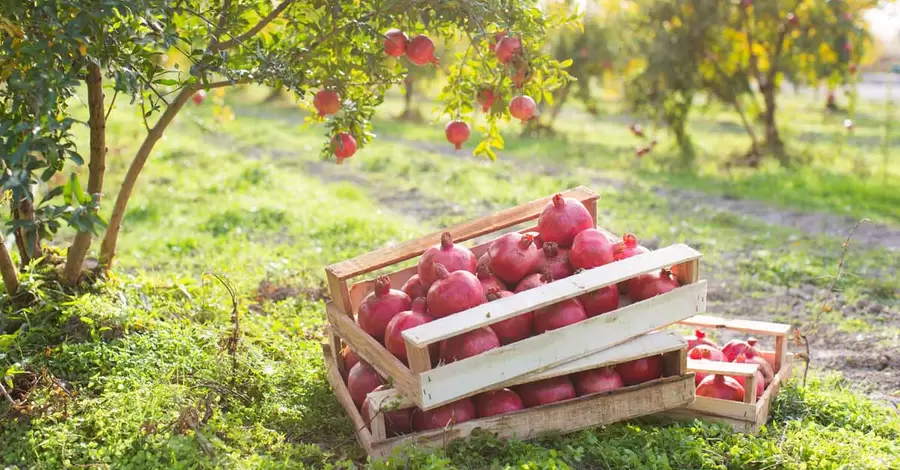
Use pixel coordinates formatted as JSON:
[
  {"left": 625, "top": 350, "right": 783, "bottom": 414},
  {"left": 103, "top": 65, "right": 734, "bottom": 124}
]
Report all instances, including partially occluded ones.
[{"left": 0, "top": 0, "right": 572, "bottom": 297}]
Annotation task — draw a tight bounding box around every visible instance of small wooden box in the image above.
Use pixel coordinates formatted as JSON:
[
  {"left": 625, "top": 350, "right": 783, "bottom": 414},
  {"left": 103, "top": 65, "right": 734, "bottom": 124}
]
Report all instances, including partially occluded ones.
[
  {"left": 325, "top": 186, "right": 707, "bottom": 411},
  {"left": 323, "top": 331, "right": 695, "bottom": 459},
  {"left": 664, "top": 315, "right": 794, "bottom": 433}
]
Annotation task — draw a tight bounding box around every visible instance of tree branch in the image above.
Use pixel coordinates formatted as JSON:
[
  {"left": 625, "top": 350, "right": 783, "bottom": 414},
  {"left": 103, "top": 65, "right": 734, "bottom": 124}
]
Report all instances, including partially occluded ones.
[
  {"left": 64, "top": 63, "right": 106, "bottom": 285},
  {"left": 0, "top": 231, "right": 19, "bottom": 297},
  {"left": 211, "top": 0, "right": 298, "bottom": 51}
]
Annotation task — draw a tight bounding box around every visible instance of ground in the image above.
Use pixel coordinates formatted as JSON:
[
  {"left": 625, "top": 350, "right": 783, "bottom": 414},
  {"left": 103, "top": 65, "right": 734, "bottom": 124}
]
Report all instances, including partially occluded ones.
[{"left": 0, "top": 85, "right": 898, "bottom": 469}]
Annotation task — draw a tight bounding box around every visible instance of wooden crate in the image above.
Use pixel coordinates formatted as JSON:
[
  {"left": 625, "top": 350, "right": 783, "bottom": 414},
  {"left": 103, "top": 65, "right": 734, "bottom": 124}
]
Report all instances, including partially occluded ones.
[
  {"left": 324, "top": 187, "right": 707, "bottom": 410},
  {"left": 663, "top": 315, "right": 794, "bottom": 433},
  {"left": 323, "top": 331, "right": 695, "bottom": 459}
]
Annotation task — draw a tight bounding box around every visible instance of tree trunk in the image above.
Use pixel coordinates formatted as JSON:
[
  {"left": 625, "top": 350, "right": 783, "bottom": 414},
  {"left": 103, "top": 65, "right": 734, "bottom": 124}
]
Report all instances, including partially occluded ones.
[
  {"left": 63, "top": 63, "right": 106, "bottom": 285},
  {"left": 732, "top": 98, "right": 760, "bottom": 158},
  {"left": 13, "top": 197, "right": 42, "bottom": 266},
  {"left": 672, "top": 120, "right": 696, "bottom": 167},
  {"left": 761, "top": 84, "right": 787, "bottom": 165},
  {"left": 99, "top": 86, "right": 195, "bottom": 269},
  {"left": 398, "top": 75, "right": 420, "bottom": 121},
  {"left": 0, "top": 232, "right": 18, "bottom": 296}
]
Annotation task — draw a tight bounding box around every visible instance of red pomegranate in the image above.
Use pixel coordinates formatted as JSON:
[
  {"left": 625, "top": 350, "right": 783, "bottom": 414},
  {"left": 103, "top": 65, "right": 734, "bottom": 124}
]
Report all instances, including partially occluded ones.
[
  {"left": 360, "top": 385, "right": 413, "bottom": 435},
  {"left": 721, "top": 338, "right": 758, "bottom": 362},
  {"left": 688, "top": 344, "right": 725, "bottom": 362},
  {"left": 533, "top": 298, "right": 587, "bottom": 334},
  {"left": 688, "top": 347, "right": 712, "bottom": 385},
  {"left": 474, "top": 388, "right": 524, "bottom": 417},
  {"left": 577, "top": 281, "right": 619, "bottom": 317},
  {"left": 738, "top": 339, "right": 774, "bottom": 384},
  {"left": 384, "top": 298, "right": 436, "bottom": 364},
  {"left": 615, "top": 355, "right": 663, "bottom": 386},
  {"left": 487, "top": 232, "right": 542, "bottom": 285},
  {"left": 192, "top": 90, "right": 206, "bottom": 105},
  {"left": 510, "top": 60, "right": 532, "bottom": 89},
  {"left": 406, "top": 35, "right": 439, "bottom": 66},
  {"left": 572, "top": 367, "right": 624, "bottom": 396},
  {"left": 537, "top": 194, "right": 594, "bottom": 248},
  {"left": 439, "top": 326, "right": 501, "bottom": 363},
  {"left": 478, "top": 87, "right": 496, "bottom": 113},
  {"left": 445, "top": 120, "right": 470, "bottom": 149},
  {"left": 525, "top": 231, "right": 544, "bottom": 248},
  {"left": 412, "top": 399, "right": 476, "bottom": 431},
  {"left": 384, "top": 29, "right": 408, "bottom": 57},
  {"left": 426, "top": 264, "right": 486, "bottom": 318},
  {"left": 733, "top": 354, "right": 765, "bottom": 398},
  {"left": 486, "top": 290, "right": 533, "bottom": 345},
  {"left": 313, "top": 89, "right": 341, "bottom": 116},
  {"left": 358, "top": 276, "right": 412, "bottom": 343},
  {"left": 340, "top": 346, "right": 360, "bottom": 377},
  {"left": 400, "top": 275, "right": 428, "bottom": 300},
  {"left": 685, "top": 329, "right": 718, "bottom": 350},
  {"left": 540, "top": 243, "right": 573, "bottom": 281},
  {"left": 347, "top": 361, "right": 383, "bottom": 408},
  {"left": 488, "top": 31, "right": 507, "bottom": 52},
  {"left": 514, "top": 272, "right": 550, "bottom": 293},
  {"left": 508, "top": 95, "right": 536, "bottom": 122},
  {"left": 476, "top": 264, "right": 507, "bottom": 296},
  {"left": 494, "top": 36, "right": 522, "bottom": 64},
  {"left": 570, "top": 229, "right": 615, "bottom": 271},
  {"left": 696, "top": 374, "right": 745, "bottom": 402},
  {"left": 417, "top": 232, "right": 477, "bottom": 287},
  {"left": 515, "top": 376, "right": 576, "bottom": 408},
  {"left": 331, "top": 132, "right": 357, "bottom": 164},
  {"left": 626, "top": 269, "right": 678, "bottom": 303},
  {"left": 613, "top": 233, "right": 649, "bottom": 262}
]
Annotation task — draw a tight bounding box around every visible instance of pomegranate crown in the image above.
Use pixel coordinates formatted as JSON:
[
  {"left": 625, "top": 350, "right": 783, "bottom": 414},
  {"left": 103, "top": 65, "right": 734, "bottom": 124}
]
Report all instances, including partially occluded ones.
[
  {"left": 542, "top": 241, "right": 559, "bottom": 258},
  {"left": 432, "top": 262, "right": 450, "bottom": 280},
  {"left": 551, "top": 193, "right": 565, "bottom": 208},
  {"left": 689, "top": 348, "right": 703, "bottom": 360},
  {"left": 695, "top": 329, "right": 706, "bottom": 339},
  {"left": 374, "top": 276, "right": 391, "bottom": 296},
  {"left": 485, "top": 288, "right": 503, "bottom": 301},
  {"left": 440, "top": 232, "right": 454, "bottom": 249},
  {"left": 734, "top": 353, "right": 747, "bottom": 363},
  {"left": 622, "top": 233, "right": 638, "bottom": 248},
  {"left": 476, "top": 263, "right": 493, "bottom": 279},
  {"left": 747, "top": 338, "right": 758, "bottom": 347}
]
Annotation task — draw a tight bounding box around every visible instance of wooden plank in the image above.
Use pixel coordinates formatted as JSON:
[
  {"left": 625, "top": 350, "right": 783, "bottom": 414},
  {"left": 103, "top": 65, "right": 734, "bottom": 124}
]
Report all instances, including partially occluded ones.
[
  {"left": 377, "top": 375, "right": 694, "bottom": 450},
  {"left": 404, "top": 244, "right": 703, "bottom": 348},
  {"left": 673, "top": 259, "right": 700, "bottom": 285},
  {"left": 684, "top": 394, "right": 757, "bottom": 421},
  {"left": 745, "top": 371, "right": 758, "bottom": 404},
  {"left": 774, "top": 335, "right": 787, "bottom": 373},
  {"left": 663, "top": 347, "right": 688, "bottom": 377},
  {"left": 326, "top": 302, "right": 422, "bottom": 403},
  {"left": 679, "top": 315, "right": 792, "bottom": 336},
  {"left": 328, "top": 327, "right": 347, "bottom": 379},
  {"left": 365, "top": 397, "right": 388, "bottom": 442},
  {"left": 686, "top": 359, "right": 759, "bottom": 378},
  {"left": 755, "top": 353, "right": 793, "bottom": 424},
  {"left": 327, "top": 186, "right": 600, "bottom": 280},
  {"left": 406, "top": 344, "right": 433, "bottom": 374},
  {"left": 327, "top": 270, "right": 354, "bottom": 317},
  {"left": 322, "top": 343, "right": 376, "bottom": 454},
  {"left": 415, "top": 281, "right": 707, "bottom": 409}
]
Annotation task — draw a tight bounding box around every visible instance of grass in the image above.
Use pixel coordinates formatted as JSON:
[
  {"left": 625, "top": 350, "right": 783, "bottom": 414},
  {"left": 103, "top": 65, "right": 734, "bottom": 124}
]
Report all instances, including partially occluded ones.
[{"left": 0, "top": 85, "right": 898, "bottom": 468}]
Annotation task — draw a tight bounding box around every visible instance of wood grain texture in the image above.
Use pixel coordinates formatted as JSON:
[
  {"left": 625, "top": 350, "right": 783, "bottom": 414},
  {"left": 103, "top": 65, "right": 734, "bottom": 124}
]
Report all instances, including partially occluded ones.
[
  {"left": 679, "top": 315, "right": 792, "bottom": 336},
  {"left": 686, "top": 359, "right": 759, "bottom": 377},
  {"left": 322, "top": 343, "right": 375, "bottom": 455}
]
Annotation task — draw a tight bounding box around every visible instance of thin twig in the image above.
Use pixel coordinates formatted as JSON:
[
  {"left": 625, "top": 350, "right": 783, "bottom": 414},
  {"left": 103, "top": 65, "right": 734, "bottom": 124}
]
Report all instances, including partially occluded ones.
[
  {"left": 810, "top": 218, "right": 870, "bottom": 335},
  {"left": 212, "top": 0, "right": 299, "bottom": 51},
  {"left": 0, "top": 381, "right": 16, "bottom": 407},
  {"left": 104, "top": 89, "right": 119, "bottom": 121}
]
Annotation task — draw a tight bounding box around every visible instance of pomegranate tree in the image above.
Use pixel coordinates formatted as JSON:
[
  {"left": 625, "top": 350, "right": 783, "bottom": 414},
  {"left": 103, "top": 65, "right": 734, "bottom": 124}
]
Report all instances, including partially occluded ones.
[
  {"left": 515, "top": 376, "right": 576, "bottom": 408},
  {"left": 426, "top": 263, "right": 486, "bottom": 318},
  {"left": 347, "top": 362, "right": 383, "bottom": 408},
  {"left": 486, "top": 290, "right": 533, "bottom": 345},
  {"left": 361, "top": 385, "right": 413, "bottom": 435},
  {"left": 487, "top": 232, "right": 542, "bottom": 285},
  {"left": 412, "top": 399, "right": 477, "bottom": 431},
  {"left": 357, "top": 276, "right": 411, "bottom": 343},
  {"left": 406, "top": 35, "right": 439, "bottom": 66},
  {"left": 445, "top": 120, "right": 471, "bottom": 149},
  {"left": 331, "top": 132, "right": 357, "bottom": 164},
  {"left": 417, "top": 232, "right": 477, "bottom": 287},
  {"left": 572, "top": 367, "right": 624, "bottom": 396},
  {"left": 474, "top": 389, "right": 524, "bottom": 417},
  {"left": 508, "top": 95, "right": 536, "bottom": 122},
  {"left": 384, "top": 298, "right": 435, "bottom": 364},
  {"left": 313, "top": 90, "right": 341, "bottom": 116},
  {"left": 533, "top": 298, "right": 587, "bottom": 333},
  {"left": 383, "top": 29, "right": 408, "bottom": 57},
  {"left": 537, "top": 194, "right": 593, "bottom": 248},
  {"left": 540, "top": 242, "right": 573, "bottom": 280},
  {"left": 569, "top": 229, "right": 615, "bottom": 270},
  {"left": 696, "top": 374, "right": 745, "bottom": 402},
  {"left": 615, "top": 355, "right": 663, "bottom": 386},
  {"left": 439, "top": 326, "right": 501, "bottom": 363}
]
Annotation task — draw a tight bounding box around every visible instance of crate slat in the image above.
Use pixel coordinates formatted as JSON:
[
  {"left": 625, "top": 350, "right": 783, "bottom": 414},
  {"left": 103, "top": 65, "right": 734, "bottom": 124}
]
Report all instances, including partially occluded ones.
[{"left": 680, "top": 315, "right": 792, "bottom": 336}]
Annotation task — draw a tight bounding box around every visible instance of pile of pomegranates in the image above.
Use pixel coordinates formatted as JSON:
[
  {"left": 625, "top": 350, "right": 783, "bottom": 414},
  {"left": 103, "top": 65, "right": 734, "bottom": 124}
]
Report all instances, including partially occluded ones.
[{"left": 684, "top": 329, "right": 776, "bottom": 401}]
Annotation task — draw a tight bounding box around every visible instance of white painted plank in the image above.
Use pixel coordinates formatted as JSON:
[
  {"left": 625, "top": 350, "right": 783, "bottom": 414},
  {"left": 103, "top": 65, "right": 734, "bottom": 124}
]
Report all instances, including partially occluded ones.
[
  {"left": 416, "top": 281, "right": 707, "bottom": 409},
  {"left": 403, "top": 243, "right": 702, "bottom": 347},
  {"left": 680, "top": 315, "right": 792, "bottom": 336},
  {"left": 687, "top": 359, "right": 759, "bottom": 378}
]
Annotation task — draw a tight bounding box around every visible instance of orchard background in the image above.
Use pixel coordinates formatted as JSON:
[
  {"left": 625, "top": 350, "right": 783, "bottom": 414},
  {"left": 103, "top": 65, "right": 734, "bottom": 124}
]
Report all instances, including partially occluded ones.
[{"left": 1, "top": 0, "right": 899, "bottom": 468}]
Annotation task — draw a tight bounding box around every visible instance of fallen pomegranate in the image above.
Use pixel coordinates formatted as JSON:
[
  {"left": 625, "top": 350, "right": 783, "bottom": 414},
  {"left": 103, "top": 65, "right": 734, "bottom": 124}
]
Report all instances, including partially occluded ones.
[
  {"left": 477, "top": 265, "right": 507, "bottom": 296},
  {"left": 696, "top": 374, "right": 745, "bottom": 402},
  {"left": 508, "top": 95, "right": 536, "bottom": 122},
  {"left": 477, "top": 87, "right": 496, "bottom": 113},
  {"left": 537, "top": 194, "right": 593, "bottom": 248},
  {"left": 570, "top": 229, "right": 615, "bottom": 271},
  {"left": 488, "top": 232, "right": 542, "bottom": 285},
  {"left": 577, "top": 280, "right": 619, "bottom": 317},
  {"left": 384, "top": 298, "right": 436, "bottom": 364},
  {"left": 445, "top": 120, "right": 471, "bottom": 150},
  {"left": 417, "top": 232, "right": 477, "bottom": 287},
  {"left": 358, "top": 276, "right": 411, "bottom": 343},
  {"left": 192, "top": 90, "right": 206, "bottom": 105},
  {"left": 400, "top": 275, "right": 428, "bottom": 300},
  {"left": 340, "top": 346, "right": 360, "bottom": 378},
  {"left": 613, "top": 233, "right": 649, "bottom": 262},
  {"left": 439, "top": 326, "right": 501, "bottom": 363},
  {"left": 406, "top": 35, "right": 439, "bottom": 66},
  {"left": 626, "top": 269, "right": 678, "bottom": 302},
  {"left": 615, "top": 355, "right": 663, "bottom": 386},
  {"left": 688, "top": 344, "right": 725, "bottom": 362},
  {"left": 515, "top": 376, "right": 576, "bottom": 408},
  {"left": 514, "top": 271, "right": 550, "bottom": 293},
  {"left": 486, "top": 290, "right": 533, "bottom": 345},
  {"left": 572, "top": 367, "right": 624, "bottom": 396},
  {"left": 347, "top": 361, "right": 383, "bottom": 408},
  {"left": 331, "top": 132, "right": 357, "bottom": 164},
  {"left": 313, "top": 89, "right": 341, "bottom": 116},
  {"left": 685, "top": 329, "right": 717, "bottom": 350},
  {"left": 383, "top": 29, "right": 408, "bottom": 57},
  {"left": 412, "top": 398, "right": 476, "bottom": 431},
  {"left": 540, "top": 242, "right": 573, "bottom": 280},
  {"left": 533, "top": 298, "right": 587, "bottom": 333},
  {"left": 426, "top": 263, "right": 486, "bottom": 318},
  {"left": 733, "top": 354, "right": 765, "bottom": 398},
  {"left": 494, "top": 36, "right": 522, "bottom": 64},
  {"left": 474, "top": 388, "right": 524, "bottom": 417},
  {"left": 360, "top": 385, "right": 413, "bottom": 435}
]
